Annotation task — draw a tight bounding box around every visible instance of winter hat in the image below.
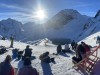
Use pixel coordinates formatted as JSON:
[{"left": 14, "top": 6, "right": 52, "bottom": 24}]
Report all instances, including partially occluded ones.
[
  {"left": 81, "top": 41, "right": 85, "bottom": 45},
  {"left": 26, "top": 45, "right": 30, "bottom": 48},
  {"left": 45, "top": 51, "right": 49, "bottom": 56},
  {"left": 24, "top": 57, "right": 31, "bottom": 66},
  {"left": 5, "top": 55, "right": 12, "bottom": 63}
]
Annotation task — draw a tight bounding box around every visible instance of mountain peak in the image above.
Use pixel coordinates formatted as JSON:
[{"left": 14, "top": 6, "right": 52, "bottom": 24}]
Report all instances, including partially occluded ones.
[
  {"left": 44, "top": 9, "right": 82, "bottom": 29},
  {"left": 61, "top": 9, "right": 79, "bottom": 14},
  {"left": 0, "top": 18, "right": 22, "bottom": 25},
  {"left": 5, "top": 18, "right": 16, "bottom": 22},
  {"left": 59, "top": 9, "right": 80, "bottom": 17},
  {"left": 7, "top": 18, "right": 13, "bottom": 20},
  {"left": 94, "top": 10, "right": 100, "bottom": 18}
]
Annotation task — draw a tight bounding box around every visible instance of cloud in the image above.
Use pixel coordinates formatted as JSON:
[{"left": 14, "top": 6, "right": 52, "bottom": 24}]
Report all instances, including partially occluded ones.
[
  {"left": 0, "top": 1, "right": 98, "bottom": 23},
  {"left": 0, "top": 12, "right": 35, "bottom": 23},
  {"left": 0, "top": 3, "right": 49, "bottom": 23},
  {"left": 0, "top": 3, "right": 31, "bottom": 13},
  {"left": 0, "top": 12, "right": 31, "bottom": 17},
  {"left": 0, "top": 3, "right": 41, "bottom": 23}
]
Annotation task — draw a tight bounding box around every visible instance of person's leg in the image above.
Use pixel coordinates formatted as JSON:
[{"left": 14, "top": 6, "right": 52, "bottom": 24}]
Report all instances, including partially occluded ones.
[
  {"left": 57, "top": 50, "right": 61, "bottom": 54},
  {"left": 10, "top": 41, "right": 13, "bottom": 47},
  {"left": 72, "top": 57, "right": 77, "bottom": 64},
  {"left": 72, "top": 46, "right": 74, "bottom": 50},
  {"left": 62, "top": 49, "right": 66, "bottom": 53}
]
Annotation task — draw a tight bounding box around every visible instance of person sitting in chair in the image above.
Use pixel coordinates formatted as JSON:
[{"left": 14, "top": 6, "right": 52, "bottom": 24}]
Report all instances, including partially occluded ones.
[{"left": 72, "top": 43, "right": 86, "bottom": 64}]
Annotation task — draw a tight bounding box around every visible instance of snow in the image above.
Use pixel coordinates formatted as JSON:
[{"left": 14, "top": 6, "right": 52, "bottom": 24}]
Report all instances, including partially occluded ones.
[
  {"left": 79, "top": 31, "right": 100, "bottom": 46},
  {"left": 0, "top": 32, "right": 100, "bottom": 75}
]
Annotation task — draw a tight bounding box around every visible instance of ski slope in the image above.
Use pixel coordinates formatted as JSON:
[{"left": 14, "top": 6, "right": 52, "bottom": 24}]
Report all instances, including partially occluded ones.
[{"left": 0, "top": 32, "right": 100, "bottom": 75}]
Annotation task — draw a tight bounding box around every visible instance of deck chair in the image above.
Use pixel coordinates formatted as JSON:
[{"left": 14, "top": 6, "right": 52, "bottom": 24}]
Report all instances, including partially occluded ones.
[{"left": 73, "top": 46, "right": 100, "bottom": 74}]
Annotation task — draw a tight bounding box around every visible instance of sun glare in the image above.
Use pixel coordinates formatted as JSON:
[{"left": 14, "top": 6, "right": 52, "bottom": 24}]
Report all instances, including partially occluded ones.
[{"left": 35, "top": 10, "right": 46, "bottom": 20}]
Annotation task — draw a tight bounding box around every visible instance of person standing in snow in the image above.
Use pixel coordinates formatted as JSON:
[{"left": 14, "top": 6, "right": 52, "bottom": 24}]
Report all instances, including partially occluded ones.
[
  {"left": 71, "top": 40, "right": 75, "bottom": 50},
  {"left": 0, "top": 55, "right": 14, "bottom": 75},
  {"left": 18, "top": 57, "right": 39, "bottom": 75},
  {"left": 10, "top": 34, "right": 14, "bottom": 48}
]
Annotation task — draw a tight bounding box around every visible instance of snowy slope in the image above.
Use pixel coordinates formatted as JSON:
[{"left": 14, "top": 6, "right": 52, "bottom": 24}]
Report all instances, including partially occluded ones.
[
  {"left": 79, "top": 31, "right": 100, "bottom": 46},
  {"left": 78, "top": 16, "right": 100, "bottom": 41},
  {"left": 0, "top": 40, "right": 82, "bottom": 75},
  {"left": 0, "top": 32, "right": 100, "bottom": 75}
]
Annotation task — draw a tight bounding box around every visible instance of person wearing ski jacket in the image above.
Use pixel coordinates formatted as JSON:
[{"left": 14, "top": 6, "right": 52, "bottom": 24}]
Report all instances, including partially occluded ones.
[
  {"left": 18, "top": 57, "right": 39, "bottom": 75},
  {"left": 65, "top": 44, "right": 69, "bottom": 51},
  {"left": 0, "top": 55, "right": 14, "bottom": 75},
  {"left": 57, "top": 44, "right": 62, "bottom": 54},
  {"left": 24, "top": 45, "right": 32, "bottom": 58},
  {"left": 81, "top": 42, "right": 90, "bottom": 55}
]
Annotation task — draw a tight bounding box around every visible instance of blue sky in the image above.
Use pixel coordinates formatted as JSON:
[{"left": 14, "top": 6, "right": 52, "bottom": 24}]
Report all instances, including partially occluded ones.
[{"left": 0, "top": 0, "right": 100, "bottom": 23}]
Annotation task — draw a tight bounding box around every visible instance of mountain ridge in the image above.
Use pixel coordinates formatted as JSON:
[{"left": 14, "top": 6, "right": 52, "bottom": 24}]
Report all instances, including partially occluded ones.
[{"left": 0, "top": 9, "right": 100, "bottom": 42}]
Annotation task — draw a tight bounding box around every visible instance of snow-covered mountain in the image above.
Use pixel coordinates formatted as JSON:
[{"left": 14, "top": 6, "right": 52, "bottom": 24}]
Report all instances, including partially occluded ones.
[
  {"left": 0, "top": 18, "right": 45, "bottom": 41},
  {"left": 44, "top": 9, "right": 90, "bottom": 41},
  {"left": 44, "top": 9, "right": 100, "bottom": 42},
  {"left": 0, "top": 18, "right": 24, "bottom": 40},
  {"left": 44, "top": 9, "right": 85, "bottom": 28},
  {"left": 0, "top": 9, "right": 100, "bottom": 42},
  {"left": 78, "top": 10, "right": 100, "bottom": 41}
]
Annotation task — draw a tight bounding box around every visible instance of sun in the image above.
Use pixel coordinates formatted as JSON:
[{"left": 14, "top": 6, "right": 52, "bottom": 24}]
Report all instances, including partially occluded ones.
[{"left": 35, "top": 10, "right": 46, "bottom": 20}]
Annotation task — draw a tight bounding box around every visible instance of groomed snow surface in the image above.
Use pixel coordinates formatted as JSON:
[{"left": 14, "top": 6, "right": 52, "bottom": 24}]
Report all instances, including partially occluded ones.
[{"left": 0, "top": 32, "right": 100, "bottom": 75}]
